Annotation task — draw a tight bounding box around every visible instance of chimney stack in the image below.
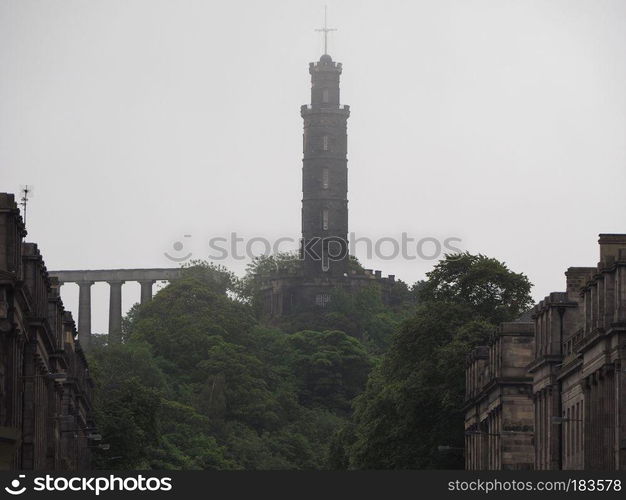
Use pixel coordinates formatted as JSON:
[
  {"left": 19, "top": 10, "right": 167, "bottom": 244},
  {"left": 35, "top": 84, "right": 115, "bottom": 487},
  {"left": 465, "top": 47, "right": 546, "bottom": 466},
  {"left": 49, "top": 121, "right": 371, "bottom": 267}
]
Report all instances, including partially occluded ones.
[{"left": 598, "top": 234, "right": 626, "bottom": 266}]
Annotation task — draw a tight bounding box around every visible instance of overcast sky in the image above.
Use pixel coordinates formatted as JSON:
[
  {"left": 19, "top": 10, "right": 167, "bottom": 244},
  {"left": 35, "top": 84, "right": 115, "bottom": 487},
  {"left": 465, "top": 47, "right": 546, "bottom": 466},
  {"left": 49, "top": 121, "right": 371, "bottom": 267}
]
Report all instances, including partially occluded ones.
[{"left": 2, "top": 0, "right": 625, "bottom": 333}]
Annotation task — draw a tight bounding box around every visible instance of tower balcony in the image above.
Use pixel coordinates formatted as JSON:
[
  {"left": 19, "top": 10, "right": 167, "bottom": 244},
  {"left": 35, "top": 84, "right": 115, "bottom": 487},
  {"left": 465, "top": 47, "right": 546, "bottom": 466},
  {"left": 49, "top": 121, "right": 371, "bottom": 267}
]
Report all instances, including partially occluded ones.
[{"left": 301, "top": 104, "right": 350, "bottom": 117}]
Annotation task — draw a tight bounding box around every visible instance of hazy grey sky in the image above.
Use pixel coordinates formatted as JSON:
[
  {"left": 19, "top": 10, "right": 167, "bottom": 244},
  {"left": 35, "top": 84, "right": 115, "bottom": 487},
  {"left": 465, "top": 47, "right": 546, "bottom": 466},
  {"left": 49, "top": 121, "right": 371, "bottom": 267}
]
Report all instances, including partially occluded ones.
[{"left": 2, "top": 0, "right": 625, "bottom": 333}]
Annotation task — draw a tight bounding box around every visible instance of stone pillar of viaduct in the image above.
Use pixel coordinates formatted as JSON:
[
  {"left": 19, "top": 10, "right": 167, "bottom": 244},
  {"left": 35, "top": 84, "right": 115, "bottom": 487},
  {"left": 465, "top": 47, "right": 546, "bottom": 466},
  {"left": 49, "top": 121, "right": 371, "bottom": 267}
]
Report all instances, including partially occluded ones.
[{"left": 77, "top": 281, "right": 94, "bottom": 349}]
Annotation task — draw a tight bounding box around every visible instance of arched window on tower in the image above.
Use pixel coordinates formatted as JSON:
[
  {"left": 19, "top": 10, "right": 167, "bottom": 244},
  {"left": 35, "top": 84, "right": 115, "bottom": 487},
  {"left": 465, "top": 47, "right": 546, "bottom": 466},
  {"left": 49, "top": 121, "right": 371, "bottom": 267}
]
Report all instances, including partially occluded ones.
[
  {"left": 322, "top": 89, "right": 329, "bottom": 103},
  {"left": 323, "top": 135, "right": 329, "bottom": 151},
  {"left": 322, "top": 209, "right": 329, "bottom": 230},
  {"left": 322, "top": 168, "right": 329, "bottom": 189}
]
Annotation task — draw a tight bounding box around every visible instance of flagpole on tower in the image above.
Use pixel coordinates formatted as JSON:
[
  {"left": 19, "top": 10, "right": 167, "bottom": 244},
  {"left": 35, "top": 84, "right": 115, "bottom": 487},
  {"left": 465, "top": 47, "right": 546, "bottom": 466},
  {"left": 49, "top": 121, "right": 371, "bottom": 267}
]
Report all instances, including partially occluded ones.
[{"left": 19, "top": 185, "right": 32, "bottom": 226}]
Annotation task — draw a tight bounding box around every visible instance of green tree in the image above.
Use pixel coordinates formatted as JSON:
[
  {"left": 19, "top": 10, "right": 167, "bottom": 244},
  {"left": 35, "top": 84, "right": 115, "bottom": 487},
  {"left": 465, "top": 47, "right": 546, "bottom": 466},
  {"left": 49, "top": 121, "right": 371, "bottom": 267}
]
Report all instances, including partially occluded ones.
[
  {"left": 346, "top": 253, "right": 533, "bottom": 469},
  {"left": 275, "top": 283, "right": 414, "bottom": 353},
  {"left": 92, "top": 262, "right": 369, "bottom": 470},
  {"left": 127, "top": 265, "right": 257, "bottom": 379},
  {"left": 287, "top": 330, "right": 372, "bottom": 413},
  {"left": 416, "top": 252, "right": 532, "bottom": 324},
  {"left": 238, "top": 252, "right": 300, "bottom": 314},
  {"left": 88, "top": 342, "right": 164, "bottom": 469}
]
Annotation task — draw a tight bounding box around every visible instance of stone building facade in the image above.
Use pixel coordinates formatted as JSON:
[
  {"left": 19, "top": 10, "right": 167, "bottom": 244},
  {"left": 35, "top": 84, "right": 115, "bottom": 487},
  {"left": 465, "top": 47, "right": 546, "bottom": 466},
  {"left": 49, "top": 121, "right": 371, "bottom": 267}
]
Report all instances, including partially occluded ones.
[
  {"left": 464, "top": 322, "right": 535, "bottom": 470},
  {"left": 465, "top": 234, "right": 626, "bottom": 470},
  {"left": 261, "top": 52, "right": 395, "bottom": 316},
  {"left": 0, "top": 193, "right": 93, "bottom": 470}
]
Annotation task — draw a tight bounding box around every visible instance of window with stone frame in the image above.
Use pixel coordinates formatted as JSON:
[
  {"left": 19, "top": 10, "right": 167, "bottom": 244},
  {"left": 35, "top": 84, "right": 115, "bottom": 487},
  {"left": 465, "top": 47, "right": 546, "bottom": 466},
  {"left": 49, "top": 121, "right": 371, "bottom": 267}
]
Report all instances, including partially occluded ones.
[
  {"left": 315, "top": 293, "right": 331, "bottom": 307},
  {"left": 322, "top": 167, "right": 329, "bottom": 189}
]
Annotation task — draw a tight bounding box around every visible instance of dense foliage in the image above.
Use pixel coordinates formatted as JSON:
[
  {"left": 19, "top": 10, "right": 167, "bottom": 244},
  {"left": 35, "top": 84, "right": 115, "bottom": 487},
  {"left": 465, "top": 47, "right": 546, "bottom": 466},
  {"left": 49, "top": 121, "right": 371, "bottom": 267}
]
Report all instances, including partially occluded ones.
[
  {"left": 89, "top": 263, "right": 379, "bottom": 469},
  {"left": 88, "top": 253, "right": 532, "bottom": 470},
  {"left": 335, "top": 253, "right": 533, "bottom": 469}
]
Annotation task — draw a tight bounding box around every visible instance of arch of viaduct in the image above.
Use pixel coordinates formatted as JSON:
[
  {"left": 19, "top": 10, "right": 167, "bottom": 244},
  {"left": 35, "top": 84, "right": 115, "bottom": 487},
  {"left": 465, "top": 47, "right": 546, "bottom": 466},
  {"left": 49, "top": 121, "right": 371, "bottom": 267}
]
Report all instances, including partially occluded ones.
[{"left": 49, "top": 268, "right": 181, "bottom": 348}]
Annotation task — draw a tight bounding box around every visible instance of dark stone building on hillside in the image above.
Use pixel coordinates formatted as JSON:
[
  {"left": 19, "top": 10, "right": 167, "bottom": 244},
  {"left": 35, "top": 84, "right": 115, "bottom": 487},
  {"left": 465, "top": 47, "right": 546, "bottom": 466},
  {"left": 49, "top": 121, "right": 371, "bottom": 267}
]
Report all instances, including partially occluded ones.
[
  {"left": 0, "top": 193, "right": 93, "bottom": 470},
  {"left": 465, "top": 234, "right": 626, "bottom": 470},
  {"left": 260, "top": 50, "right": 395, "bottom": 316}
]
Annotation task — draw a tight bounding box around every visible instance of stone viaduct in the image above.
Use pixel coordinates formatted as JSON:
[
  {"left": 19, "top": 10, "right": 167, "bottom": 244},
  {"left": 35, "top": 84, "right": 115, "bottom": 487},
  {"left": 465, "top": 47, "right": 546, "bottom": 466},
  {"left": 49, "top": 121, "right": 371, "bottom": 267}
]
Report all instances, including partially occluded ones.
[{"left": 48, "top": 268, "right": 181, "bottom": 348}]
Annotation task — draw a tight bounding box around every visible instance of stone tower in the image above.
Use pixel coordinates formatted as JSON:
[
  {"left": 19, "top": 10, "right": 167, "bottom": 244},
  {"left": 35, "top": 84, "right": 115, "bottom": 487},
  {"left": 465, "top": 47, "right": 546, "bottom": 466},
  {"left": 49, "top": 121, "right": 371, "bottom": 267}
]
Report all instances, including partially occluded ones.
[
  {"left": 300, "top": 53, "right": 350, "bottom": 278},
  {"left": 259, "top": 46, "right": 395, "bottom": 317}
]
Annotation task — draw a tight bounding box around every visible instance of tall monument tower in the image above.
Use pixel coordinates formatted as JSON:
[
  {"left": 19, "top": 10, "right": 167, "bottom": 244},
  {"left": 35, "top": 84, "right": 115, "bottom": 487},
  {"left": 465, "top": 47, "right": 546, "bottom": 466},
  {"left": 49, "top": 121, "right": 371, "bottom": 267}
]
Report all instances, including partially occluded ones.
[
  {"left": 259, "top": 14, "right": 396, "bottom": 317},
  {"left": 300, "top": 23, "right": 350, "bottom": 278}
]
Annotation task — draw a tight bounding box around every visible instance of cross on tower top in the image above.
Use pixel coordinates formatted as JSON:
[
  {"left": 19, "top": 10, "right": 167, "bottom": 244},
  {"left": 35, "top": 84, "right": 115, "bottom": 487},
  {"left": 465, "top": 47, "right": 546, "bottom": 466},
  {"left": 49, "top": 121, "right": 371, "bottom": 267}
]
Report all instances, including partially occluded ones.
[{"left": 315, "top": 6, "right": 337, "bottom": 55}]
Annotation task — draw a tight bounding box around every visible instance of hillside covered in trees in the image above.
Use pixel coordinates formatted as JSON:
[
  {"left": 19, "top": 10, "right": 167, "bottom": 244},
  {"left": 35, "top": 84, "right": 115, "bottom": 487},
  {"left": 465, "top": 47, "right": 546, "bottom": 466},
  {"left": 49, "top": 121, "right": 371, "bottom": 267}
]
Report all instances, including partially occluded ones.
[{"left": 88, "top": 254, "right": 532, "bottom": 469}]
